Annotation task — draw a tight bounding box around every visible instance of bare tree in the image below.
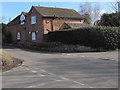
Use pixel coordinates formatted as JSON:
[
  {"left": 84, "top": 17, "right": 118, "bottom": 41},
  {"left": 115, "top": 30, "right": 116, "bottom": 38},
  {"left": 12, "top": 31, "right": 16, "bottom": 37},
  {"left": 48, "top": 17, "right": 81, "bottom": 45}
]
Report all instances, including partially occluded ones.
[
  {"left": 0, "top": 16, "right": 5, "bottom": 23},
  {"left": 79, "top": 2, "right": 92, "bottom": 15},
  {"left": 92, "top": 3, "right": 101, "bottom": 22},
  {"left": 79, "top": 2, "right": 102, "bottom": 25},
  {"left": 79, "top": 2, "right": 92, "bottom": 24},
  {"left": 110, "top": 0, "right": 120, "bottom": 12}
]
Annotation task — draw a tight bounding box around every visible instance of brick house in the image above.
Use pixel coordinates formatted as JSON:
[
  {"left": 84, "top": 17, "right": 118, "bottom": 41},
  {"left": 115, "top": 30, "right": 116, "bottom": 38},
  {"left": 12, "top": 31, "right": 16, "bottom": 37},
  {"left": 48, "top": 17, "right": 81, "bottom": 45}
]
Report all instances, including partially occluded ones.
[{"left": 8, "top": 6, "right": 84, "bottom": 46}]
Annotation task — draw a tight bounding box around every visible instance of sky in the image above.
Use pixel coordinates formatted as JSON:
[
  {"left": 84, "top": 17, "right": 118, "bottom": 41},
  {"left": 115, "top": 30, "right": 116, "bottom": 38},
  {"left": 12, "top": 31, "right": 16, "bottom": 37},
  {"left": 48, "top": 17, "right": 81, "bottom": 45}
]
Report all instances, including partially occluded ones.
[{"left": 1, "top": 2, "right": 115, "bottom": 24}]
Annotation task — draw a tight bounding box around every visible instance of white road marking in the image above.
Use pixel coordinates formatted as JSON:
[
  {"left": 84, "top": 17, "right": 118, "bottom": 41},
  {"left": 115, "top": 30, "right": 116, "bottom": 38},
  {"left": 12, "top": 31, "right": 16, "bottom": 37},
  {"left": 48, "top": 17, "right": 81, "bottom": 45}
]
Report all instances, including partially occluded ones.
[
  {"left": 55, "top": 79, "right": 63, "bottom": 81},
  {"left": 28, "top": 86, "right": 33, "bottom": 88},
  {"left": 89, "top": 86, "right": 94, "bottom": 88},
  {"left": 4, "top": 70, "right": 10, "bottom": 73},
  {"left": 21, "top": 64, "right": 93, "bottom": 88},
  {"left": 40, "top": 74, "right": 46, "bottom": 77},
  {"left": 66, "top": 54, "right": 72, "bottom": 56},
  {"left": 29, "top": 67, "right": 93, "bottom": 88},
  {"left": 80, "top": 55, "right": 85, "bottom": 57},
  {"left": 22, "top": 63, "right": 25, "bottom": 65},
  {"left": 27, "top": 81, "right": 55, "bottom": 88},
  {"left": 61, "top": 77, "right": 69, "bottom": 80},
  {"left": 31, "top": 70, "right": 37, "bottom": 73},
  {"left": 41, "top": 69, "right": 46, "bottom": 72},
  {"left": 59, "top": 76, "right": 94, "bottom": 88},
  {"left": 73, "top": 81, "right": 85, "bottom": 85},
  {"left": 25, "top": 68, "right": 30, "bottom": 70}
]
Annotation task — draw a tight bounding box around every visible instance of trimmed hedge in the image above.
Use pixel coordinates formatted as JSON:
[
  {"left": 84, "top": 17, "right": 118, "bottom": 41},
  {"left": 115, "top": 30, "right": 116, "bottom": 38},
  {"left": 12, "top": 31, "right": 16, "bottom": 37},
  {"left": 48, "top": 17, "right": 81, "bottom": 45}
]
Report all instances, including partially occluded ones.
[{"left": 46, "top": 26, "right": 119, "bottom": 50}]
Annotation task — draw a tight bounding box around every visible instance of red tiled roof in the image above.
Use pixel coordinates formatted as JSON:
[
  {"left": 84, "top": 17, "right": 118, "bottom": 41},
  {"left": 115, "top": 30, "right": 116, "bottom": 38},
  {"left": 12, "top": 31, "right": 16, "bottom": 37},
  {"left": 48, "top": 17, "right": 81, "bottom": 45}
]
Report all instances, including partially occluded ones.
[{"left": 33, "top": 6, "right": 84, "bottom": 19}]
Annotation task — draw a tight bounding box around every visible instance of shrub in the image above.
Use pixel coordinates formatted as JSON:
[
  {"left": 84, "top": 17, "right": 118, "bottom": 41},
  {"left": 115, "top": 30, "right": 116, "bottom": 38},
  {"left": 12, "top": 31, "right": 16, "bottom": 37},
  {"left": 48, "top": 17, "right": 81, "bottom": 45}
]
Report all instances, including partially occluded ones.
[
  {"left": 46, "top": 26, "right": 119, "bottom": 50},
  {"left": 2, "top": 23, "right": 12, "bottom": 44}
]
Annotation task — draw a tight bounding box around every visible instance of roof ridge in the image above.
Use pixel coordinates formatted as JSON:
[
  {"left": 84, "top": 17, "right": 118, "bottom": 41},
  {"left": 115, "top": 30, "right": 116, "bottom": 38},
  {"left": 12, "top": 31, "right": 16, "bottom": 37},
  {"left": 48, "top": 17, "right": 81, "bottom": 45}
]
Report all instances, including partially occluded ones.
[
  {"left": 22, "top": 11, "right": 28, "bottom": 13},
  {"left": 33, "top": 5, "right": 74, "bottom": 10},
  {"left": 32, "top": 5, "right": 83, "bottom": 19},
  {"left": 21, "top": 12, "right": 28, "bottom": 16}
]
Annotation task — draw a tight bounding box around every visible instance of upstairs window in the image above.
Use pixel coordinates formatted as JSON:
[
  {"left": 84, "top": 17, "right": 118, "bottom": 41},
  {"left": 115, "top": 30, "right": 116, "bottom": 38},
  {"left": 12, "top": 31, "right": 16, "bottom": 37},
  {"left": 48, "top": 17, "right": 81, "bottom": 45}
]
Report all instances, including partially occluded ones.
[
  {"left": 20, "top": 14, "right": 25, "bottom": 25},
  {"left": 31, "top": 16, "right": 36, "bottom": 24},
  {"left": 16, "top": 32, "right": 21, "bottom": 40},
  {"left": 20, "top": 21, "right": 25, "bottom": 25}
]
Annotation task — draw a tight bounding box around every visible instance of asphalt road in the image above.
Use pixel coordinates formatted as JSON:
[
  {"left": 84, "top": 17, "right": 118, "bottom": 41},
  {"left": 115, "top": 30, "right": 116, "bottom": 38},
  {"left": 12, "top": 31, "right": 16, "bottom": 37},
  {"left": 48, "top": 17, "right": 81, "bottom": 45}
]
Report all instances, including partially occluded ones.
[{"left": 2, "top": 48, "right": 118, "bottom": 88}]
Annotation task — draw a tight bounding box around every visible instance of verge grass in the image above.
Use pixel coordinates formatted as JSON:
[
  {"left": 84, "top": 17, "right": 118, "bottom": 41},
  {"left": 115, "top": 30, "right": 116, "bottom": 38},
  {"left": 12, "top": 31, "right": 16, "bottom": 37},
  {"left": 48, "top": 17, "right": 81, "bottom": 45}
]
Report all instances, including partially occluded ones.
[{"left": 0, "top": 49, "right": 14, "bottom": 71}]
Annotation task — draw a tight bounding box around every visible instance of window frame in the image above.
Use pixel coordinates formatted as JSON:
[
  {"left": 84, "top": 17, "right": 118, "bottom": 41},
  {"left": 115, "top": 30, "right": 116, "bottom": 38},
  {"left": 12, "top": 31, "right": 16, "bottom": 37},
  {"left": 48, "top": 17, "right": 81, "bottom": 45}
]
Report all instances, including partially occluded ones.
[
  {"left": 31, "top": 32, "right": 36, "bottom": 41},
  {"left": 31, "top": 16, "right": 36, "bottom": 24},
  {"left": 20, "top": 14, "right": 25, "bottom": 25},
  {"left": 16, "top": 32, "right": 21, "bottom": 40}
]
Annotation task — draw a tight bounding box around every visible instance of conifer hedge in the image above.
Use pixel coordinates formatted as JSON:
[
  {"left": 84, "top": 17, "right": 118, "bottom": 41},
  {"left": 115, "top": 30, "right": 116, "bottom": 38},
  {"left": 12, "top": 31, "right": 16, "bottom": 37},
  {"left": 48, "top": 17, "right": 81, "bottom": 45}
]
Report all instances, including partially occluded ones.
[{"left": 46, "top": 26, "right": 119, "bottom": 50}]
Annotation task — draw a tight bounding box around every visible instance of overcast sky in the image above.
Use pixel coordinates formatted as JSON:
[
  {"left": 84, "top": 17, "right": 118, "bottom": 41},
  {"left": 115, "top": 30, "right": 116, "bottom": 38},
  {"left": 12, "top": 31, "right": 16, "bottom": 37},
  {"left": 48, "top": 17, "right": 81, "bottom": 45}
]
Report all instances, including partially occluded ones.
[{"left": 1, "top": 2, "right": 115, "bottom": 24}]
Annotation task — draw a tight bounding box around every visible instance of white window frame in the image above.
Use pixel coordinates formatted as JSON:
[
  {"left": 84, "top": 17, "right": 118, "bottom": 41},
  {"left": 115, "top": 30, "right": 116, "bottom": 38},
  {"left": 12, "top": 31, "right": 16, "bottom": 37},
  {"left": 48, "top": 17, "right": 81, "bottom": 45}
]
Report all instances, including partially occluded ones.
[
  {"left": 31, "top": 32, "right": 36, "bottom": 41},
  {"left": 20, "top": 14, "right": 25, "bottom": 25},
  {"left": 31, "top": 16, "right": 36, "bottom": 24},
  {"left": 17, "top": 32, "right": 21, "bottom": 40},
  {"left": 20, "top": 21, "right": 25, "bottom": 25}
]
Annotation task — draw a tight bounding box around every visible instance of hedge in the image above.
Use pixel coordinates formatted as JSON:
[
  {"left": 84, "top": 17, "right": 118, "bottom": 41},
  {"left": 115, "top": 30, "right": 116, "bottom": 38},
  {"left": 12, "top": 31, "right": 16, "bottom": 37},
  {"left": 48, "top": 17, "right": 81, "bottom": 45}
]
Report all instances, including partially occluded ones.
[{"left": 46, "top": 26, "right": 119, "bottom": 50}]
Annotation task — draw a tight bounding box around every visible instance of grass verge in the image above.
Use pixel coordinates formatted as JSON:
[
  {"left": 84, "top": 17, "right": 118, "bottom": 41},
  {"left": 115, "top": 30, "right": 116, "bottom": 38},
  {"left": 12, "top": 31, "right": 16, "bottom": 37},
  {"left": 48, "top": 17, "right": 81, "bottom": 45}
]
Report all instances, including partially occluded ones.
[{"left": 0, "top": 49, "right": 23, "bottom": 72}]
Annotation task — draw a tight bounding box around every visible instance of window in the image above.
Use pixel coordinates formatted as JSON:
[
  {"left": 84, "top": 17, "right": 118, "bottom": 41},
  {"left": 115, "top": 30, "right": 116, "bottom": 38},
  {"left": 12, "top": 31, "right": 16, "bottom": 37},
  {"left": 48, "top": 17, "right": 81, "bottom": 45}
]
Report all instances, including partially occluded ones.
[
  {"left": 31, "top": 16, "right": 36, "bottom": 24},
  {"left": 20, "top": 14, "right": 25, "bottom": 25},
  {"left": 31, "top": 32, "right": 36, "bottom": 41},
  {"left": 17, "top": 32, "right": 21, "bottom": 40},
  {"left": 20, "top": 21, "right": 25, "bottom": 25}
]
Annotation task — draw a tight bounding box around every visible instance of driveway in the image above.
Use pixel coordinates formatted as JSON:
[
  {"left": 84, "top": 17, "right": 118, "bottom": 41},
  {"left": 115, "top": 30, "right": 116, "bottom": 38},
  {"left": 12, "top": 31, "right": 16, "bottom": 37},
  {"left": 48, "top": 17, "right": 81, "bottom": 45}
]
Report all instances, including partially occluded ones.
[{"left": 2, "top": 47, "right": 118, "bottom": 88}]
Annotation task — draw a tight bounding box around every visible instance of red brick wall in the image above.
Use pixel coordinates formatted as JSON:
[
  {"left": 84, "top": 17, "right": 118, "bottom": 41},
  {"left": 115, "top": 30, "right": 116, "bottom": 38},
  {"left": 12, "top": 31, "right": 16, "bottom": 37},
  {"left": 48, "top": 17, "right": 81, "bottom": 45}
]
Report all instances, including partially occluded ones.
[
  {"left": 43, "top": 18, "right": 84, "bottom": 34},
  {"left": 25, "top": 7, "right": 44, "bottom": 45},
  {"left": 8, "top": 23, "right": 26, "bottom": 44}
]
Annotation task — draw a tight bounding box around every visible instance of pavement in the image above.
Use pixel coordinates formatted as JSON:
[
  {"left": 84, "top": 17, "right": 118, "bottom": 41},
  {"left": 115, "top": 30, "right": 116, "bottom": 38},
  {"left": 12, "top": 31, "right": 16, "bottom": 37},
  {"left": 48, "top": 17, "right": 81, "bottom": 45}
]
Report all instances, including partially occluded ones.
[{"left": 2, "top": 47, "right": 118, "bottom": 88}]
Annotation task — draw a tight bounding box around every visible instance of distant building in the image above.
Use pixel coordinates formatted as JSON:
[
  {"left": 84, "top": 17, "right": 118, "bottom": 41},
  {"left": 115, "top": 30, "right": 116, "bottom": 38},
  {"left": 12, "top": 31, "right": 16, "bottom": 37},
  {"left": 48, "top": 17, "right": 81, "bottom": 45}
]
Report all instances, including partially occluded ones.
[{"left": 8, "top": 6, "right": 84, "bottom": 46}]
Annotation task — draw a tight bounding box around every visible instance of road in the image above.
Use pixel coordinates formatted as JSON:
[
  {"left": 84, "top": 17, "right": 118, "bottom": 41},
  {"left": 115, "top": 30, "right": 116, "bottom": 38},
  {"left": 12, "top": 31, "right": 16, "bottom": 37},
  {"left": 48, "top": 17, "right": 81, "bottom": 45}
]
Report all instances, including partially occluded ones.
[{"left": 2, "top": 47, "right": 118, "bottom": 88}]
